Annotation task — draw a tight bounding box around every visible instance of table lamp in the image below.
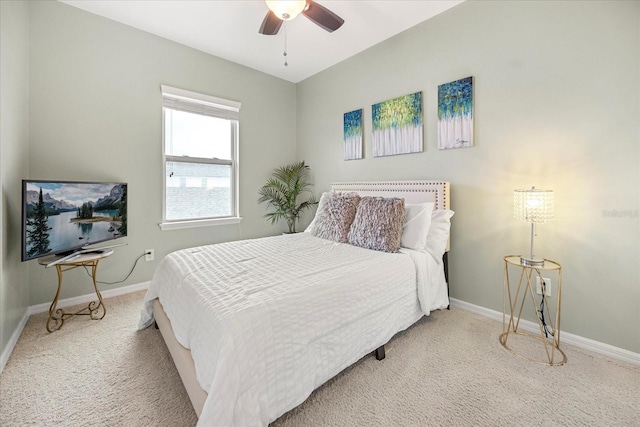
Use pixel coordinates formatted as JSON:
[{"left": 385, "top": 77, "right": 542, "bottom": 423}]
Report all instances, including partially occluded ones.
[{"left": 513, "top": 187, "right": 554, "bottom": 267}]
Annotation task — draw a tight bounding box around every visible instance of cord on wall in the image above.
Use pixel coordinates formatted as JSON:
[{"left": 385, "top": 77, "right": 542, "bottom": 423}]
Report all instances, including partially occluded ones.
[{"left": 82, "top": 251, "right": 148, "bottom": 285}]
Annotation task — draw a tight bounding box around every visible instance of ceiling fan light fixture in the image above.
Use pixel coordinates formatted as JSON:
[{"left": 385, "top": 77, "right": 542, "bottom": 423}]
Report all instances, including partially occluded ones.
[{"left": 265, "top": 0, "right": 306, "bottom": 21}]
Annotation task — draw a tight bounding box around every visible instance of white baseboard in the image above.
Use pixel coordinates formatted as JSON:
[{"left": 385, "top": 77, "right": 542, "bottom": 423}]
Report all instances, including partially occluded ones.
[
  {"left": 450, "top": 298, "right": 640, "bottom": 367},
  {"left": 0, "top": 310, "right": 30, "bottom": 375},
  {"left": 4, "top": 289, "right": 637, "bottom": 374},
  {"left": 0, "top": 281, "right": 150, "bottom": 375},
  {"left": 28, "top": 281, "right": 150, "bottom": 315}
]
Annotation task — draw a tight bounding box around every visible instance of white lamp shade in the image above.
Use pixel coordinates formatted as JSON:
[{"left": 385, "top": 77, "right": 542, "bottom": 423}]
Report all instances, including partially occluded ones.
[
  {"left": 513, "top": 188, "right": 554, "bottom": 224},
  {"left": 266, "top": 1, "right": 306, "bottom": 20}
]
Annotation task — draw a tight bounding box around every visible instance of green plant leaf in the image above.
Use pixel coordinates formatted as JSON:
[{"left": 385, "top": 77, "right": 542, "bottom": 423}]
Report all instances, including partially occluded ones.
[{"left": 258, "top": 161, "right": 318, "bottom": 232}]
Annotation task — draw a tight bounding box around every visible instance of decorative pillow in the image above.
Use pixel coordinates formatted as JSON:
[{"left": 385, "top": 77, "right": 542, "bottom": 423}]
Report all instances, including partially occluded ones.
[
  {"left": 401, "top": 202, "right": 435, "bottom": 251},
  {"left": 310, "top": 192, "right": 361, "bottom": 243},
  {"left": 348, "top": 197, "right": 405, "bottom": 253},
  {"left": 425, "top": 209, "right": 455, "bottom": 260}
]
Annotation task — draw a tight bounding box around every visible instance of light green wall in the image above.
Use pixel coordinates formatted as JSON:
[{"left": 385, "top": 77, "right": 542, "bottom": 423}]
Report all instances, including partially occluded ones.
[
  {"left": 3, "top": 0, "right": 638, "bottom": 359},
  {"left": 296, "top": 1, "right": 640, "bottom": 352},
  {"left": 0, "top": 1, "right": 30, "bottom": 359},
  {"left": 26, "top": 1, "right": 297, "bottom": 305}
]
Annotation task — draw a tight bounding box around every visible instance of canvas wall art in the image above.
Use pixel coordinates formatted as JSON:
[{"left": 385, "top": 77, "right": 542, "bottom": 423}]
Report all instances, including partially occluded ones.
[
  {"left": 343, "top": 109, "right": 363, "bottom": 160},
  {"left": 438, "top": 76, "right": 474, "bottom": 149},
  {"left": 372, "top": 92, "right": 423, "bottom": 157}
]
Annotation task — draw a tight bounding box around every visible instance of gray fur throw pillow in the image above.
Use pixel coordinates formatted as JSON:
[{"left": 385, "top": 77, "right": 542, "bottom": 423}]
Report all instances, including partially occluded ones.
[
  {"left": 348, "top": 197, "right": 406, "bottom": 253},
  {"left": 310, "top": 192, "right": 361, "bottom": 243}
]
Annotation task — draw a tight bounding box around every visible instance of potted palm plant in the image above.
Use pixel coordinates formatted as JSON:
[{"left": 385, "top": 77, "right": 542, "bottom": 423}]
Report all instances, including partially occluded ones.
[{"left": 258, "top": 161, "right": 318, "bottom": 233}]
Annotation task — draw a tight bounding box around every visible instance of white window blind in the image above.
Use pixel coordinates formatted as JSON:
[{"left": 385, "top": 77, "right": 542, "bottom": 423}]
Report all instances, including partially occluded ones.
[{"left": 161, "top": 85, "right": 240, "bottom": 121}]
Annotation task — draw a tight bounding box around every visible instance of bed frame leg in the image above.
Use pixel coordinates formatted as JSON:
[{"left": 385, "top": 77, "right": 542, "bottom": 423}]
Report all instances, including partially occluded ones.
[{"left": 375, "top": 345, "right": 386, "bottom": 360}]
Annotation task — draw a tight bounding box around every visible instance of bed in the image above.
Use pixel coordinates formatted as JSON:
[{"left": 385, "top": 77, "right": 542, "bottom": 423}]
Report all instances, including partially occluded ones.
[{"left": 138, "top": 181, "right": 452, "bottom": 426}]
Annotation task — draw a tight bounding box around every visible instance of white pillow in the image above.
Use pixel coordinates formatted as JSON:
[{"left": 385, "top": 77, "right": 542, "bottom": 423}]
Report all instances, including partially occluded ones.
[
  {"left": 425, "top": 209, "right": 455, "bottom": 260},
  {"left": 304, "top": 217, "right": 315, "bottom": 232},
  {"left": 401, "top": 202, "right": 435, "bottom": 250},
  {"left": 304, "top": 192, "right": 328, "bottom": 232}
]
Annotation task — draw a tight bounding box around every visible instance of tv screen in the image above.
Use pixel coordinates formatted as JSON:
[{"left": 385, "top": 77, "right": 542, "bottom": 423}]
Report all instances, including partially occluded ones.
[{"left": 22, "top": 180, "right": 127, "bottom": 262}]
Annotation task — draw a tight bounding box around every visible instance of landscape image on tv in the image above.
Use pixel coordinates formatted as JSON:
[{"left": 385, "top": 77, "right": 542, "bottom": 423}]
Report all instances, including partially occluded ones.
[{"left": 23, "top": 180, "right": 127, "bottom": 261}]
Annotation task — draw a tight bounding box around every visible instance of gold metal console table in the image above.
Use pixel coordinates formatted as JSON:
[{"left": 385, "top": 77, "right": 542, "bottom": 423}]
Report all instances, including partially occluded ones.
[
  {"left": 500, "top": 255, "right": 566, "bottom": 366},
  {"left": 38, "top": 250, "right": 113, "bottom": 332}
]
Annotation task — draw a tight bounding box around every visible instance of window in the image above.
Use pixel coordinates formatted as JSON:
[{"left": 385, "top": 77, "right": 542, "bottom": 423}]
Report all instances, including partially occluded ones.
[{"left": 160, "top": 85, "right": 241, "bottom": 230}]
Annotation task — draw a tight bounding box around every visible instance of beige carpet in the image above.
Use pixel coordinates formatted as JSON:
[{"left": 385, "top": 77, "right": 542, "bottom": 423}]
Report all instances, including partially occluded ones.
[{"left": 1, "top": 290, "right": 638, "bottom": 426}]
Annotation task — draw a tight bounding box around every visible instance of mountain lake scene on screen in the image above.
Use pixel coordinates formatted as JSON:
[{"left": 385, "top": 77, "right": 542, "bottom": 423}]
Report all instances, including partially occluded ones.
[{"left": 25, "top": 182, "right": 127, "bottom": 258}]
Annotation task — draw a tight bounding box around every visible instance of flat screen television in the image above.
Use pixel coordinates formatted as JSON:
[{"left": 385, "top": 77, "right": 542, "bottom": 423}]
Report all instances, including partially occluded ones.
[{"left": 22, "top": 180, "right": 127, "bottom": 262}]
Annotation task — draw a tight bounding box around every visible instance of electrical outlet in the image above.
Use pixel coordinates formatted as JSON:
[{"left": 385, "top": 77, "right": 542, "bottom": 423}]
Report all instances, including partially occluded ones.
[
  {"left": 536, "top": 276, "right": 552, "bottom": 297},
  {"left": 145, "top": 249, "right": 154, "bottom": 262}
]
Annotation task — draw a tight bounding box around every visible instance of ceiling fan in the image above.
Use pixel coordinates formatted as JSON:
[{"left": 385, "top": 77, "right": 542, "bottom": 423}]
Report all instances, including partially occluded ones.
[{"left": 259, "top": 0, "right": 345, "bottom": 35}]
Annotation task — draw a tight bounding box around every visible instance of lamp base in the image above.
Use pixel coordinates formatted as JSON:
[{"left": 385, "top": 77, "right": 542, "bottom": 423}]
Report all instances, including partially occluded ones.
[{"left": 520, "top": 256, "right": 545, "bottom": 267}]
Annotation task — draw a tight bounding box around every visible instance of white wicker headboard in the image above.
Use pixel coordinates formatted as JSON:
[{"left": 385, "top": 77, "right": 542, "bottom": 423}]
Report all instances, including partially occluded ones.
[{"left": 330, "top": 181, "right": 450, "bottom": 211}]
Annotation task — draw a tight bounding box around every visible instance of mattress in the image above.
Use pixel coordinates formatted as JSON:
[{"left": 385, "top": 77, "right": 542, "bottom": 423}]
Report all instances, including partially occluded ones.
[{"left": 139, "top": 232, "right": 449, "bottom": 426}]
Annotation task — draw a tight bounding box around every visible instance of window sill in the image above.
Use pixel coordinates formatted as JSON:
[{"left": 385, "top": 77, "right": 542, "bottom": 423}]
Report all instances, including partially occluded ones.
[{"left": 159, "top": 216, "right": 242, "bottom": 231}]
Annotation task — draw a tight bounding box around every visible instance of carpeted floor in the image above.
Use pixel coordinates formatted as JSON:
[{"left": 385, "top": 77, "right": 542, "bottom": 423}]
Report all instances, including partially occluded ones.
[{"left": 1, "top": 290, "right": 638, "bottom": 426}]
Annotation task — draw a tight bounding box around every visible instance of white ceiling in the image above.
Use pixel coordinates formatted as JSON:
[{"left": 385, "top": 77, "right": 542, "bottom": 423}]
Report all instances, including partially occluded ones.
[{"left": 59, "top": 0, "right": 464, "bottom": 83}]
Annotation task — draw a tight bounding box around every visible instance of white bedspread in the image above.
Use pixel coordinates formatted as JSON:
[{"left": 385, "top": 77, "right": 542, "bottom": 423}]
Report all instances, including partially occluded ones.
[{"left": 139, "top": 233, "right": 449, "bottom": 426}]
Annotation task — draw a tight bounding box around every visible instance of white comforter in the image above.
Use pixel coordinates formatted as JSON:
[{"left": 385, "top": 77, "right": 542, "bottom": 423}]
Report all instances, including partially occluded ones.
[{"left": 139, "top": 233, "right": 449, "bottom": 426}]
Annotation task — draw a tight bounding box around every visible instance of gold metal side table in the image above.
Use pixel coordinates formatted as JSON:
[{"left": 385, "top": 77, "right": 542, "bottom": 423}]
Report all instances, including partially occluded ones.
[
  {"left": 499, "top": 255, "right": 566, "bottom": 366},
  {"left": 38, "top": 250, "right": 113, "bottom": 332}
]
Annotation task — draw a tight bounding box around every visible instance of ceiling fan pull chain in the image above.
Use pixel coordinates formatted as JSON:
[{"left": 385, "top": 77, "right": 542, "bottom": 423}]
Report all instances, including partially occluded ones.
[{"left": 283, "top": 23, "right": 288, "bottom": 66}]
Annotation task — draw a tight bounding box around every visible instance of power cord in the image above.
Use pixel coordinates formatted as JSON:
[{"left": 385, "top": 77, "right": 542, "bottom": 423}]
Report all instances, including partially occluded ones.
[
  {"left": 538, "top": 278, "right": 554, "bottom": 339},
  {"left": 82, "top": 251, "right": 148, "bottom": 285}
]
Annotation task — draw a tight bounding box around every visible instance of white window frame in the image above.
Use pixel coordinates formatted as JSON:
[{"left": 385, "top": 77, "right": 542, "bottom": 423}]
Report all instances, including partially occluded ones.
[{"left": 159, "top": 85, "right": 242, "bottom": 231}]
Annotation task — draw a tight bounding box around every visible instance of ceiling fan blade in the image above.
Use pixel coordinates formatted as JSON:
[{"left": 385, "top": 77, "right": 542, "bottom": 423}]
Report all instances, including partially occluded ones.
[
  {"left": 259, "top": 10, "right": 283, "bottom": 35},
  {"left": 302, "top": 1, "right": 344, "bottom": 32}
]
